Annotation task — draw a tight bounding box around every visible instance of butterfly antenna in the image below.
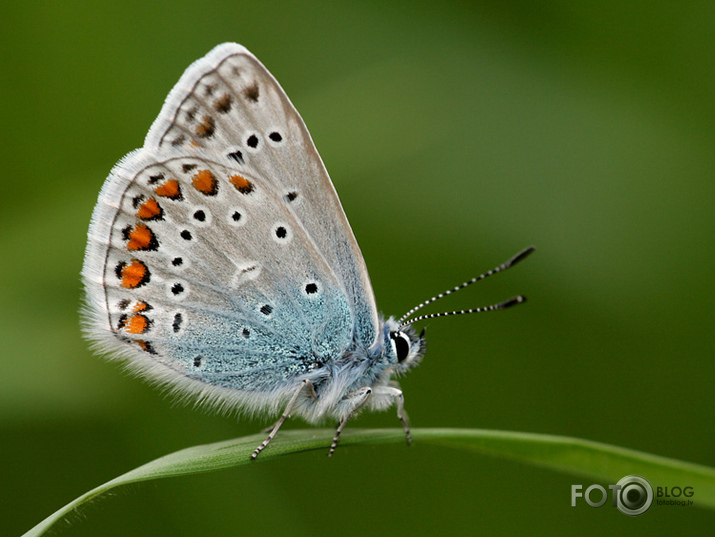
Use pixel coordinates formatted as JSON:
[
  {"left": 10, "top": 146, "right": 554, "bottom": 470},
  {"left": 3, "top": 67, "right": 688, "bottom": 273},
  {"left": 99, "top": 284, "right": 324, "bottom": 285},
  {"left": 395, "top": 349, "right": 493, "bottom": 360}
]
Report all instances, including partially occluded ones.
[
  {"left": 397, "top": 246, "right": 535, "bottom": 328},
  {"left": 400, "top": 296, "right": 526, "bottom": 328}
]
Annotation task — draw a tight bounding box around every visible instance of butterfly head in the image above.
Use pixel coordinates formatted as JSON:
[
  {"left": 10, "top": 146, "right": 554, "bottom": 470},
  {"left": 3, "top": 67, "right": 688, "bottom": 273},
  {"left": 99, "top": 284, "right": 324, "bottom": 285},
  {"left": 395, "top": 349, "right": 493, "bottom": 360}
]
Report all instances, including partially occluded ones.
[{"left": 385, "top": 322, "right": 427, "bottom": 375}]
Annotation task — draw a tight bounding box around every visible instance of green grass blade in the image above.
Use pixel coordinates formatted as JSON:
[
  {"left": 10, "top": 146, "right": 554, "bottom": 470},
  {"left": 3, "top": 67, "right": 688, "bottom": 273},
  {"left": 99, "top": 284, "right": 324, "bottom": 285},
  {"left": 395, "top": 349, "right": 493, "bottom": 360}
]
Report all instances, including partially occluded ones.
[{"left": 23, "top": 428, "right": 715, "bottom": 536}]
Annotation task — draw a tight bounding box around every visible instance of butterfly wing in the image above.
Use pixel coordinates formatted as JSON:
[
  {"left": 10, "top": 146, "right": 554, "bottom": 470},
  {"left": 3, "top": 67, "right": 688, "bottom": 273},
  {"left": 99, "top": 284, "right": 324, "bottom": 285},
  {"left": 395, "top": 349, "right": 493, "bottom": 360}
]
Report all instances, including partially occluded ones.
[{"left": 82, "top": 44, "right": 379, "bottom": 413}]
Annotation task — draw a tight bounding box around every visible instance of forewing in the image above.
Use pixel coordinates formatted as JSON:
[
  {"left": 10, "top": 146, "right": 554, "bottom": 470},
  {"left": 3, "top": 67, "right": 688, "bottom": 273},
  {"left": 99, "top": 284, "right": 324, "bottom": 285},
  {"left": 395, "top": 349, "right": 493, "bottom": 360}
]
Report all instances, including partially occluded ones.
[{"left": 149, "top": 43, "right": 379, "bottom": 347}]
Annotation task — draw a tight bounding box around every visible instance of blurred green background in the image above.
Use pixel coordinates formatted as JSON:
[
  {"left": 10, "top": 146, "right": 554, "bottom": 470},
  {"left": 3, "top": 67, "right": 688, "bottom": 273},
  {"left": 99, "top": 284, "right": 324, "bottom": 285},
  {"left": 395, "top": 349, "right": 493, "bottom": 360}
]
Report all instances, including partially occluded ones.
[{"left": 2, "top": 1, "right": 713, "bottom": 535}]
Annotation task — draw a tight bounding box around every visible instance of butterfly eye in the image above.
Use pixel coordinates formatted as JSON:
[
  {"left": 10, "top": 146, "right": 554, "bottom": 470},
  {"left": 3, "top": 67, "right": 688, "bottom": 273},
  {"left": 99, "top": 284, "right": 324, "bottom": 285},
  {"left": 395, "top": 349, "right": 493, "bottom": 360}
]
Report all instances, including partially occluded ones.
[{"left": 390, "top": 331, "right": 411, "bottom": 363}]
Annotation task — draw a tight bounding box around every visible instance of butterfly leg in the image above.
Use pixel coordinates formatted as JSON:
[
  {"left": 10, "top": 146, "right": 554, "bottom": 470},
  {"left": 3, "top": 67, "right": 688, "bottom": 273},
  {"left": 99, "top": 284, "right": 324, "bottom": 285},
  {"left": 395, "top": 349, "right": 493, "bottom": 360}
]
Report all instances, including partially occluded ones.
[
  {"left": 259, "top": 381, "right": 316, "bottom": 434},
  {"left": 260, "top": 422, "right": 277, "bottom": 435},
  {"left": 328, "top": 386, "right": 373, "bottom": 457},
  {"left": 252, "top": 379, "right": 313, "bottom": 460},
  {"left": 372, "top": 385, "right": 411, "bottom": 445}
]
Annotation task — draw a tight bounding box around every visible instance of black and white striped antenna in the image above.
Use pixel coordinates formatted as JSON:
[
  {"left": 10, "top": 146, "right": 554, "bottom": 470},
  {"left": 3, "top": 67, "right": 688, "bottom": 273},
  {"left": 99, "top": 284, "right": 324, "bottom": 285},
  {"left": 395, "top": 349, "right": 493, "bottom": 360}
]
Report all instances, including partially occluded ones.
[{"left": 397, "top": 246, "right": 535, "bottom": 330}]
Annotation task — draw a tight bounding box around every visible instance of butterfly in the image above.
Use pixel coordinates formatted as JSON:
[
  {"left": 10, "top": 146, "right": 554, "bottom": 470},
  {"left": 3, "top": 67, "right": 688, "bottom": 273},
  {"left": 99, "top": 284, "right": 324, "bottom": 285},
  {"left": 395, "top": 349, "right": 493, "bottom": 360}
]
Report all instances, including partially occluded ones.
[{"left": 82, "top": 43, "right": 533, "bottom": 459}]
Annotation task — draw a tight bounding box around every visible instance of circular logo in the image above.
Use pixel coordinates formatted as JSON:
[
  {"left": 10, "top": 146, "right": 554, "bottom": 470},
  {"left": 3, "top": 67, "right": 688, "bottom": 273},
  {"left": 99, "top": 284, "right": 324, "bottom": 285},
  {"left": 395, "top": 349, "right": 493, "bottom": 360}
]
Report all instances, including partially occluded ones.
[{"left": 615, "top": 475, "right": 654, "bottom": 516}]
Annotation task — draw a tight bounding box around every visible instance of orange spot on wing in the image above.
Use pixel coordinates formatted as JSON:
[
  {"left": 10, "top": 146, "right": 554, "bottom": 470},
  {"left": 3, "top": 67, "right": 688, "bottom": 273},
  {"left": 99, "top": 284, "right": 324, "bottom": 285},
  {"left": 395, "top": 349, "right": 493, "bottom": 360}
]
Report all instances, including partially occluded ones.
[
  {"left": 192, "top": 169, "right": 218, "bottom": 196},
  {"left": 125, "top": 314, "right": 150, "bottom": 334},
  {"left": 136, "top": 340, "right": 157, "bottom": 354},
  {"left": 133, "top": 301, "right": 149, "bottom": 312},
  {"left": 136, "top": 198, "right": 162, "bottom": 220},
  {"left": 155, "top": 179, "right": 182, "bottom": 200},
  {"left": 126, "top": 224, "right": 157, "bottom": 251},
  {"left": 230, "top": 174, "right": 254, "bottom": 194},
  {"left": 120, "top": 259, "right": 150, "bottom": 288},
  {"left": 195, "top": 116, "right": 215, "bottom": 138}
]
